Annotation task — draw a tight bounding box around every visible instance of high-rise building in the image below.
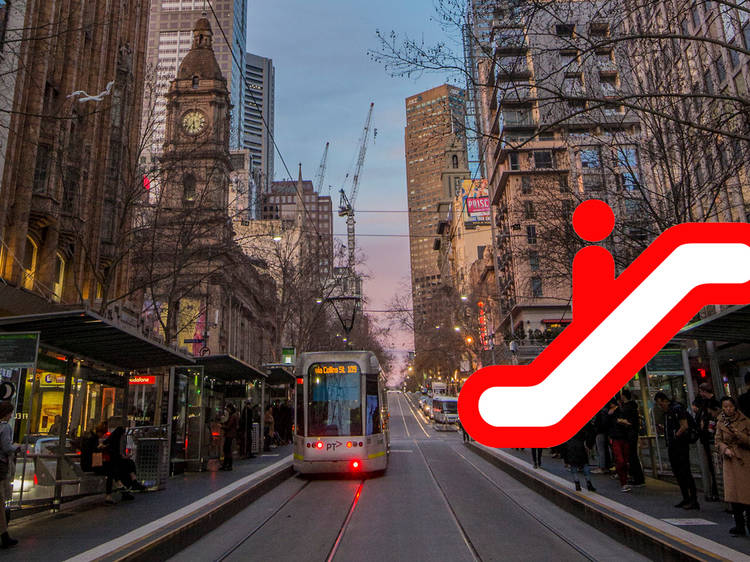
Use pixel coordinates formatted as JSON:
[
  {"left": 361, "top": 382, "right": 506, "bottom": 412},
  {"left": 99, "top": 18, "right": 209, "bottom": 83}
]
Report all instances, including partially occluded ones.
[
  {"left": 243, "top": 52, "right": 275, "bottom": 191},
  {"left": 483, "top": 2, "right": 641, "bottom": 353},
  {"left": 404, "top": 84, "right": 469, "bottom": 353},
  {"left": 144, "top": 0, "right": 247, "bottom": 153},
  {"left": 263, "top": 171, "right": 333, "bottom": 277}
]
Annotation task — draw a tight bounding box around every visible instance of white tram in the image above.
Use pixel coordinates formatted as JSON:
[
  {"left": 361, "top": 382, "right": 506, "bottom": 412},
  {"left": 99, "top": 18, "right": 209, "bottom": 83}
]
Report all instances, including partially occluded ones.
[{"left": 293, "top": 351, "right": 390, "bottom": 474}]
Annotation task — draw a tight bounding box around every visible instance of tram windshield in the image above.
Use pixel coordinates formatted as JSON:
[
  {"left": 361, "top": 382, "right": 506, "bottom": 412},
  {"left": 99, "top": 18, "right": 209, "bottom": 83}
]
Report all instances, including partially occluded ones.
[
  {"left": 308, "top": 362, "right": 362, "bottom": 436},
  {"left": 439, "top": 400, "right": 458, "bottom": 414}
]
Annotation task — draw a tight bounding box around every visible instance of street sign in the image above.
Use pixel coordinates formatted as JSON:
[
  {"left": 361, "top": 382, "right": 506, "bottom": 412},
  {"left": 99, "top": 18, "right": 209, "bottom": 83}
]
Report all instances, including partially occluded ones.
[
  {"left": 282, "top": 347, "right": 296, "bottom": 365},
  {"left": 645, "top": 349, "right": 683, "bottom": 375},
  {"left": 0, "top": 332, "right": 39, "bottom": 368}
]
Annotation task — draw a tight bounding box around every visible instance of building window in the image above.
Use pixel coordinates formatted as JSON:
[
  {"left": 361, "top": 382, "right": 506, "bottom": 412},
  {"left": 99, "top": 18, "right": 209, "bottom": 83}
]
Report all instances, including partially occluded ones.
[
  {"left": 192, "top": 75, "right": 199, "bottom": 88},
  {"left": 183, "top": 173, "right": 196, "bottom": 202},
  {"left": 555, "top": 24, "right": 575, "bottom": 37},
  {"left": 53, "top": 253, "right": 65, "bottom": 302},
  {"left": 579, "top": 149, "right": 601, "bottom": 168},
  {"left": 526, "top": 224, "right": 537, "bottom": 244},
  {"left": 452, "top": 154, "right": 459, "bottom": 168},
  {"left": 558, "top": 175, "right": 569, "bottom": 192},
  {"left": 533, "top": 150, "right": 553, "bottom": 169},
  {"left": 529, "top": 250, "right": 539, "bottom": 271},
  {"left": 521, "top": 176, "right": 532, "bottom": 194},
  {"left": 523, "top": 200, "right": 535, "bottom": 219},
  {"left": 22, "top": 237, "right": 37, "bottom": 290},
  {"left": 531, "top": 277, "right": 543, "bottom": 297},
  {"left": 33, "top": 145, "right": 52, "bottom": 194},
  {"left": 509, "top": 152, "right": 520, "bottom": 170}
]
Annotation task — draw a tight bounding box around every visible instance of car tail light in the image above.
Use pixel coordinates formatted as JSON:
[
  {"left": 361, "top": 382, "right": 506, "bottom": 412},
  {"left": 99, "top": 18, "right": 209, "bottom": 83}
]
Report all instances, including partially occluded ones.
[
  {"left": 316, "top": 441, "right": 324, "bottom": 449},
  {"left": 33, "top": 474, "right": 38, "bottom": 486},
  {"left": 346, "top": 441, "right": 352, "bottom": 448},
  {"left": 359, "top": 442, "right": 363, "bottom": 447},
  {"left": 351, "top": 460, "right": 360, "bottom": 470}
]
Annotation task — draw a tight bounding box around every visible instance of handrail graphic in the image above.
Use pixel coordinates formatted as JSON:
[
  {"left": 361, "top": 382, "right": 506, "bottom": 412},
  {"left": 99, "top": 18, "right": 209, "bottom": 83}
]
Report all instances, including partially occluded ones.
[{"left": 458, "top": 201, "right": 750, "bottom": 447}]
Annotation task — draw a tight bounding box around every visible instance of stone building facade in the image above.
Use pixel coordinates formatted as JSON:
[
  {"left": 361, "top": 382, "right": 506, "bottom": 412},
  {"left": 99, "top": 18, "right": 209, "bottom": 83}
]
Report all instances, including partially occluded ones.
[{"left": 0, "top": 0, "right": 149, "bottom": 322}]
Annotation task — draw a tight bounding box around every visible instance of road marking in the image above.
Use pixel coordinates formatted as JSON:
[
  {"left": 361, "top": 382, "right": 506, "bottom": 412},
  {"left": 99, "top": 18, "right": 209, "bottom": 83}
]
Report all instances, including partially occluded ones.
[
  {"left": 389, "top": 449, "right": 413, "bottom": 453},
  {"left": 403, "top": 396, "right": 430, "bottom": 438},
  {"left": 661, "top": 519, "right": 718, "bottom": 526},
  {"left": 367, "top": 451, "right": 386, "bottom": 459},
  {"left": 397, "top": 393, "right": 410, "bottom": 437}
]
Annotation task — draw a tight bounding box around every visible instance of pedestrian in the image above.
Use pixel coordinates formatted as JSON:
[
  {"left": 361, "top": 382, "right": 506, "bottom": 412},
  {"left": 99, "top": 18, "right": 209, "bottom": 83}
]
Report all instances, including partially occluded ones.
[
  {"left": 738, "top": 372, "right": 750, "bottom": 418},
  {"left": 563, "top": 423, "right": 596, "bottom": 492},
  {"left": 621, "top": 390, "right": 646, "bottom": 487},
  {"left": 715, "top": 396, "right": 750, "bottom": 536},
  {"left": 220, "top": 404, "right": 239, "bottom": 471},
  {"left": 531, "top": 448, "right": 543, "bottom": 469},
  {"left": 693, "top": 382, "right": 720, "bottom": 501},
  {"left": 47, "top": 415, "right": 63, "bottom": 436},
  {"left": 0, "top": 402, "right": 18, "bottom": 548},
  {"left": 591, "top": 405, "right": 611, "bottom": 474},
  {"left": 263, "top": 405, "right": 275, "bottom": 452},
  {"left": 654, "top": 392, "right": 700, "bottom": 510},
  {"left": 458, "top": 418, "right": 469, "bottom": 442},
  {"left": 607, "top": 394, "right": 637, "bottom": 492}
]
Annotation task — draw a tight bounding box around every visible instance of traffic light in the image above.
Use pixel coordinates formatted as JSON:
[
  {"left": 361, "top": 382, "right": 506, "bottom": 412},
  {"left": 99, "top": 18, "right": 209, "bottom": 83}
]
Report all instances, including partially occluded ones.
[{"left": 697, "top": 367, "right": 707, "bottom": 378}]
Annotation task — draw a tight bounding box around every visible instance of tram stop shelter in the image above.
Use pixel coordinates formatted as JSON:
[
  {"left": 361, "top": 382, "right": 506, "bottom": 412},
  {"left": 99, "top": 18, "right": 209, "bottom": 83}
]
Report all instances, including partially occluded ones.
[
  {"left": 0, "top": 309, "right": 194, "bottom": 510},
  {"left": 170, "top": 354, "right": 267, "bottom": 473}
]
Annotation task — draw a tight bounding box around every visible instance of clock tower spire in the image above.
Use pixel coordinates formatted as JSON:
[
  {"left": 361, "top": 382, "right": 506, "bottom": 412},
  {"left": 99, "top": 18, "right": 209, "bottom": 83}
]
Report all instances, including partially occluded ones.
[{"left": 161, "top": 16, "right": 231, "bottom": 211}]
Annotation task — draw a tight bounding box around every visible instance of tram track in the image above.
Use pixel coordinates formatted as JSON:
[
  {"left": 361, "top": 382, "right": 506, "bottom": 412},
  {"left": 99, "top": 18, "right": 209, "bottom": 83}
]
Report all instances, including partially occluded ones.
[
  {"left": 451, "top": 446, "right": 599, "bottom": 562},
  {"left": 214, "top": 477, "right": 367, "bottom": 562}
]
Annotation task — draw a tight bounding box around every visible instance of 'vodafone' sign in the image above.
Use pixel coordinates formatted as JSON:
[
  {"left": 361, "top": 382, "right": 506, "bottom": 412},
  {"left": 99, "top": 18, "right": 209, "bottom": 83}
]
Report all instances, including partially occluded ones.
[{"left": 129, "top": 375, "right": 156, "bottom": 385}]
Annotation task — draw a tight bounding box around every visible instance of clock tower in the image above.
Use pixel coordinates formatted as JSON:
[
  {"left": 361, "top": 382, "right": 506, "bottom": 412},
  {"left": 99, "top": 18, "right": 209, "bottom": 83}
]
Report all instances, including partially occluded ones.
[{"left": 162, "top": 17, "right": 231, "bottom": 212}]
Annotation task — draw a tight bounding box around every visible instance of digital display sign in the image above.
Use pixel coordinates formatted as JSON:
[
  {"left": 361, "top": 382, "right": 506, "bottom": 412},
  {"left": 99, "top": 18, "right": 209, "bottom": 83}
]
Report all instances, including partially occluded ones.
[{"left": 310, "top": 362, "right": 360, "bottom": 376}]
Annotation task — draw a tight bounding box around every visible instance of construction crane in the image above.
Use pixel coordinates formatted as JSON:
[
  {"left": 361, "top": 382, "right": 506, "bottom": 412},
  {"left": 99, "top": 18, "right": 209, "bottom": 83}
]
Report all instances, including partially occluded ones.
[
  {"left": 314, "top": 141, "right": 330, "bottom": 194},
  {"left": 339, "top": 102, "right": 374, "bottom": 276}
]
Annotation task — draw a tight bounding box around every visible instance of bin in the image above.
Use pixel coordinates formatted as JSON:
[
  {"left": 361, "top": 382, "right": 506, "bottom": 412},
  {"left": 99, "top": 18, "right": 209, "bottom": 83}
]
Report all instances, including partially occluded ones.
[{"left": 126, "top": 425, "right": 169, "bottom": 490}]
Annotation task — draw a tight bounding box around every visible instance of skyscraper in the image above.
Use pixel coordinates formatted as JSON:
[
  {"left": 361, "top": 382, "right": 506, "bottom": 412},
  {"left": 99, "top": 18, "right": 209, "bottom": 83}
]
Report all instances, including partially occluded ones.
[
  {"left": 243, "top": 52, "right": 275, "bottom": 191},
  {"left": 404, "top": 84, "right": 468, "bottom": 353},
  {"left": 144, "top": 0, "right": 247, "bottom": 152}
]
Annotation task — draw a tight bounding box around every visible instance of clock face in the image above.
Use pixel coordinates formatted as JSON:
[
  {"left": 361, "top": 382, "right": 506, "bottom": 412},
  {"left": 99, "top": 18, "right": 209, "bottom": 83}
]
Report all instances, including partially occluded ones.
[{"left": 182, "top": 110, "right": 206, "bottom": 135}]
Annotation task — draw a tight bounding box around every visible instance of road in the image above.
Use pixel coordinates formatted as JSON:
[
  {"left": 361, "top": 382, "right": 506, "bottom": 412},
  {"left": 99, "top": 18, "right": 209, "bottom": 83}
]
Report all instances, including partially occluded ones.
[{"left": 172, "top": 392, "right": 647, "bottom": 561}]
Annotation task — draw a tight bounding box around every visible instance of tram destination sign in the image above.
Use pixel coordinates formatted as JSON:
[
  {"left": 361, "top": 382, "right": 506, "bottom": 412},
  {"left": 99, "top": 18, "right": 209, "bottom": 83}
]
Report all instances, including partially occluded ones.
[
  {"left": 311, "top": 362, "right": 360, "bottom": 375},
  {"left": 0, "top": 332, "right": 39, "bottom": 368}
]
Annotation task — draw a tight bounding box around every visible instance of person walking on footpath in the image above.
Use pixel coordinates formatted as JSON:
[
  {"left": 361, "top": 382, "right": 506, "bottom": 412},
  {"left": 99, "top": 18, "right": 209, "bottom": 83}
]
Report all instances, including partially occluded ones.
[
  {"left": 591, "top": 404, "right": 611, "bottom": 474},
  {"left": 621, "top": 390, "right": 646, "bottom": 487},
  {"left": 693, "top": 382, "right": 721, "bottom": 501},
  {"left": 263, "top": 405, "right": 275, "bottom": 452},
  {"left": 714, "top": 396, "right": 750, "bottom": 537},
  {"left": 655, "top": 392, "right": 700, "bottom": 510},
  {"left": 738, "top": 372, "right": 750, "bottom": 418},
  {"left": 0, "top": 402, "right": 18, "bottom": 548},
  {"left": 220, "top": 403, "right": 239, "bottom": 471},
  {"left": 564, "top": 422, "right": 596, "bottom": 492},
  {"left": 531, "top": 448, "right": 543, "bottom": 469},
  {"left": 607, "top": 394, "right": 637, "bottom": 492}
]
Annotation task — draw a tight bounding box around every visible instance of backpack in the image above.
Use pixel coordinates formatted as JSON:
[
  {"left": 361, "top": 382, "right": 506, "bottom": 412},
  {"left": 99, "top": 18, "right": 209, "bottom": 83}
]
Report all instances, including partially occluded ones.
[{"left": 683, "top": 410, "right": 700, "bottom": 444}]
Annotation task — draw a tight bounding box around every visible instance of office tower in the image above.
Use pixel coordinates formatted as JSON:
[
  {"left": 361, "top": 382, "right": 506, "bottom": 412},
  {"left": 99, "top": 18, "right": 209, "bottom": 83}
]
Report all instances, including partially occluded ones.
[
  {"left": 405, "top": 84, "right": 469, "bottom": 353},
  {"left": 244, "top": 52, "right": 275, "bottom": 192}
]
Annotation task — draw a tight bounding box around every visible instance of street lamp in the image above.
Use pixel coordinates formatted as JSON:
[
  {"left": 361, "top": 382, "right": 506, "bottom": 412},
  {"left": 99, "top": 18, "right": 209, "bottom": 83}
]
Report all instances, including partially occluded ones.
[
  {"left": 461, "top": 295, "right": 468, "bottom": 301},
  {"left": 454, "top": 326, "right": 461, "bottom": 332},
  {"left": 465, "top": 336, "right": 474, "bottom": 345},
  {"left": 315, "top": 297, "right": 323, "bottom": 304},
  {"left": 272, "top": 234, "right": 282, "bottom": 242}
]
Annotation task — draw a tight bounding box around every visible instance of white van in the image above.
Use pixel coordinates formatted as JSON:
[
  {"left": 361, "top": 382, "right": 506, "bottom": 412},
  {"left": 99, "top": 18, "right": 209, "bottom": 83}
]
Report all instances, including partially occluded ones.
[{"left": 432, "top": 396, "right": 459, "bottom": 430}]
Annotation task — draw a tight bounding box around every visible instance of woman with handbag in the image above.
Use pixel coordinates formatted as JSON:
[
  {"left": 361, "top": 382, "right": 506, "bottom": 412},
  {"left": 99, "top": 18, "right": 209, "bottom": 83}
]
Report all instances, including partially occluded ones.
[
  {"left": 715, "top": 396, "right": 750, "bottom": 537},
  {"left": 0, "top": 401, "right": 18, "bottom": 548}
]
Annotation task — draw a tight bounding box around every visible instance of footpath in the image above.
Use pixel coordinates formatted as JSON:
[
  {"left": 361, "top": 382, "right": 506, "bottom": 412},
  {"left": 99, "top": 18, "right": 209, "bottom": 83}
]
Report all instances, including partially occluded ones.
[
  {"left": 4, "top": 445, "right": 293, "bottom": 562},
  {"left": 469, "top": 443, "right": 750, "bottom": 561}
]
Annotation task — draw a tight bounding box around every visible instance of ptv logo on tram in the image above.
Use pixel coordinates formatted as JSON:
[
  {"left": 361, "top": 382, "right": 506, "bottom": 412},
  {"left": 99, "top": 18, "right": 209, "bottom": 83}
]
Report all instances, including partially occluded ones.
[
  {"left": 326, "top": 441, "right": 344, "bottom": 451},
  {"left": 458, "top": 201, "right": 750, "bottom": 448}
]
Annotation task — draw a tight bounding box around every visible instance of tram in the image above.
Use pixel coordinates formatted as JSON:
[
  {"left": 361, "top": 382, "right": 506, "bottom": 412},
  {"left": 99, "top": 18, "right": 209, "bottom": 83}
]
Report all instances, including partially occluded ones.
[
  {"left": 293, "top": 351, "right": 390, "bottom": 474},
  {"left": 432, "top": 396, "right": 459, "bottom": 431}
]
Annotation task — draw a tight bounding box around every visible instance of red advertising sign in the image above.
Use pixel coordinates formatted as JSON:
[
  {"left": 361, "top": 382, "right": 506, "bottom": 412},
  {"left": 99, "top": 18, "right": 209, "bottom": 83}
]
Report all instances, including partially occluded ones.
[
  {"left": 129, "top": 375, "right": 156, "bottom": 385},
  {"left": 466, "top": 196, "right": 490, "bottom": 217}
]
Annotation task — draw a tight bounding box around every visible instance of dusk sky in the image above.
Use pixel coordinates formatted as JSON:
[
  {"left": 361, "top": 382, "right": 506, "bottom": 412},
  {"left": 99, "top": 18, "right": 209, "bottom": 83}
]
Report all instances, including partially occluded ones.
[{"left": 246, "top": 1, "right": 459, "bottom": 367}]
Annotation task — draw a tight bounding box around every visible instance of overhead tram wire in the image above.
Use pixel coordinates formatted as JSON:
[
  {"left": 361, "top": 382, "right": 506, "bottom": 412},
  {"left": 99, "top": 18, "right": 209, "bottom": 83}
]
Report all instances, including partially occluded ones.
[{"left": 204, "top": 0, "right": 324, "bottom": 242}]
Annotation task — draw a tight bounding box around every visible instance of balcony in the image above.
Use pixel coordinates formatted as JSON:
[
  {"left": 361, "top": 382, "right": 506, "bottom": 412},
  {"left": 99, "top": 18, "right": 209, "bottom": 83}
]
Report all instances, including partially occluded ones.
[
  {"left": 494, "top": 29, "right": 527, "bottom": 54},
  {"left": 496, "top": 57, "right": 530, "bottom": 80},
  {"left": 500, "top": 111, "right": 535, "bottom": 129},
  {"left": 497, "top": 84, "right": 533, "bottom": 105}
]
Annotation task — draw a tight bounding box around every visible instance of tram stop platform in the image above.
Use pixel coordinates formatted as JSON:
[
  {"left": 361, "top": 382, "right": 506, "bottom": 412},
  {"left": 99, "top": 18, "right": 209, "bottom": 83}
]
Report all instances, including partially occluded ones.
[
  {"left": 468, "top": 443, "right": 750, "bottom": 561},
  {"left": 4, "top": 445, "right": 293, "bottom": 562}
]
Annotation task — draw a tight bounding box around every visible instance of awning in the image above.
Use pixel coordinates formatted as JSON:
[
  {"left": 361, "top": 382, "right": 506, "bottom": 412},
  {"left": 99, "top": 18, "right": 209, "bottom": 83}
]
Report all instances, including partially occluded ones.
[
  {"left": 0, "top": 309, "right": 193, "bottom": 369},
  {"left": 677, "top": 304, "right": 750, "bottom": 343},
  {"left": 263, "top": 363, "right": 296, "bottom": 385},
  {"left": 197, "top": 354, "right": 266, "bottom": 382}
]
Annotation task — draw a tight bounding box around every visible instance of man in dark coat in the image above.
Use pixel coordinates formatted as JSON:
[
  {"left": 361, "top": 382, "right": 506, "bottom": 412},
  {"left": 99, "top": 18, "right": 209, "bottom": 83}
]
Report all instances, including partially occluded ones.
[{"left": 564, "top": 420, "right": 596, "bottom": 492}]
